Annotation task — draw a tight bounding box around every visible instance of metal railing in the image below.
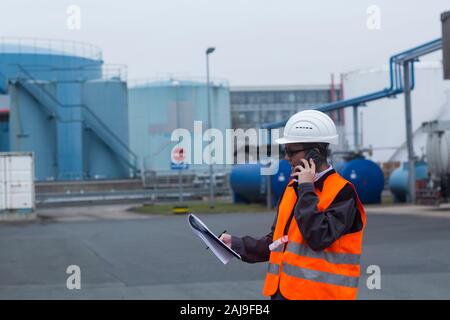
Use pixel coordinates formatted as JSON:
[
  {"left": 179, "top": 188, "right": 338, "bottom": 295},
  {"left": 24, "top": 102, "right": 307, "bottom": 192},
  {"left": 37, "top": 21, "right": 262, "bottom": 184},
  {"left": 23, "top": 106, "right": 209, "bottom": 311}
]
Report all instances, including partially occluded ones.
[
  {"left": 15, "top": 79, "right": 59, "bottom": 118},
  {"left": 129, "top": 75, "right": 229, "bottom": 88},
  {"left": 81, "top": 105, "right": 139, "bottom": 171},
  {"left": 100, "top": 64, "right": 128, "bottom": 81},
  {"left": 5, "top": 63, "right": 127, "bottom": 82},
  {"left": 0, "top": 37, "right": 102, "bottom": 61},
  {"left": 142, "top": 169, "right": 232, "bottom": 200}
]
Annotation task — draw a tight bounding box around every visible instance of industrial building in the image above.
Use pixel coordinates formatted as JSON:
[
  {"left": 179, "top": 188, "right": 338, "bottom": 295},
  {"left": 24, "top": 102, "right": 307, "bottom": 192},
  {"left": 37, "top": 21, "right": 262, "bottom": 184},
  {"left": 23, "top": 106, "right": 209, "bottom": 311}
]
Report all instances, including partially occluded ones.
[
  {"left": 230, "top": 84, "right": 343, "bottom": 130},
  {"left": 3, "top": 3, "right": 450, "bottom": 302},
  {"left": 0, "top": 38, "right": 135, "bottom": 181},
  {"left": 0, "top": 32, "right": 448, "bottom": 207}
]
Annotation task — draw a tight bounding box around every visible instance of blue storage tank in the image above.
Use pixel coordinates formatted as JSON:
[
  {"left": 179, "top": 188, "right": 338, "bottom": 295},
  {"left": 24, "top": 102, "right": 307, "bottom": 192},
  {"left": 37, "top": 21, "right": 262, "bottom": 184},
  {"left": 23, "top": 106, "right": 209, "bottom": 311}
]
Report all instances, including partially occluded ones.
[
  {"left": 231, "top": 158, "right": 385, "bottom": 205},
  {"left": 333, "top": 160, "right": 347, "bottom": 173},
  {"left": 270, "top": 159, "right": 292, "bottom": 204},
  {"left": 230, "top": 163, "right": 267, "bottom": 203},
  {"left": 0, "top": 40, "right": 102, "bottom": 85},
  {"left": 339, "top": 158, "right": 384, "bottom": 204},
  {"left": 230, "top": 160, "right": 293, "bottom": 205},
  {"left": 389, "top": 162, "right": 428, "bottom": 203},
  {"left": 128, "top": 78, "right": 230, "bottom": 173},
  {"left": 0, "top": 109, "right": 9, "bottom": 151},
  {"left": 1, "top": 38, "right": 134, "bottom": 180}
]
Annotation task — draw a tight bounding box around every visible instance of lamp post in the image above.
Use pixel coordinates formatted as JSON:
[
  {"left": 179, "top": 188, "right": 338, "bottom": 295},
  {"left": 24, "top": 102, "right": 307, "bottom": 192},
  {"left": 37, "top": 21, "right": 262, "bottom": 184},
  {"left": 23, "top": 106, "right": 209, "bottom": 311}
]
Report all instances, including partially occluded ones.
[
  {"left": 206, "top": 47, "right": 215, "bottom": 208},
  {"left": 172, "top": 79, "right": 183, "bottom": 203}
]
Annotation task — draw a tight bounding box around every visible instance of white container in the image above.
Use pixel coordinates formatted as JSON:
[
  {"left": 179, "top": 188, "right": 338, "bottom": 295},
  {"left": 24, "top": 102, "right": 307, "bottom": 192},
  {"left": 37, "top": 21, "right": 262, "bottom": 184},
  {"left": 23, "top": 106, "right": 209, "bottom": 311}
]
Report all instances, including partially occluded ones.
[
  {"left": 0, "top": 152, "right": 35, "bottom": 212},
  {"left": 426, "top": 130, "right": 450, "bottom": 178}
]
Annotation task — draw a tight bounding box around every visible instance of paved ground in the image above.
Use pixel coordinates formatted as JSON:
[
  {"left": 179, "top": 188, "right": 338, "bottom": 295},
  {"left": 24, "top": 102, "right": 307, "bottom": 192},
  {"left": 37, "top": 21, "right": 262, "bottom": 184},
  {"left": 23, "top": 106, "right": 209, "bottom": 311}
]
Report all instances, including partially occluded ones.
[{"left": 1, "top": 204, "right": 450, "bottom": 299}]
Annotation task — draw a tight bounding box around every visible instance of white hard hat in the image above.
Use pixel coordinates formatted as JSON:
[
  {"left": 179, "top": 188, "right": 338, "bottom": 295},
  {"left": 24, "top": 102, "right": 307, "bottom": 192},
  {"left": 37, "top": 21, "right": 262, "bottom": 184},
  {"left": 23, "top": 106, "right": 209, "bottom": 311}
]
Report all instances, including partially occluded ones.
[{"left": 275, "top": 109, "right": 338, "bottom": 145}]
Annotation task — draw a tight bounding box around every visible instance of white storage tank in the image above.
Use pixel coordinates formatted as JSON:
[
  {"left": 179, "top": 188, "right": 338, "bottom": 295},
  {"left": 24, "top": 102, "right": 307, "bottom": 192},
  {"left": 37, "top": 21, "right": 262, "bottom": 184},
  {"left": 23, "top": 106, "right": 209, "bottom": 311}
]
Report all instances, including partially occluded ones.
[
  {"left": 128, "top": 78, "right": 231, "bottom": 173},
  {"left": 426, "top": 128, "right": 450, "bottom": 178},
  {"left": 343, "top": 61, "right": 450, "bottom": 163},
  {"left": 422, "top": 91, "right": 450, "bottom": 178},
  {"left": 0, "top": 152, "right": 35, "bottom": 216}
]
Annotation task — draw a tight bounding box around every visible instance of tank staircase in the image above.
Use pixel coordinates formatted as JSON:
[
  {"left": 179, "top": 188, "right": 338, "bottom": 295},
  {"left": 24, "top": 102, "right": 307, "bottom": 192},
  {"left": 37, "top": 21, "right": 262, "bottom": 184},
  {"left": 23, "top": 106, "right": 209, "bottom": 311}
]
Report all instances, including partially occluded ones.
[{"left": 9, "top": 64, "right": 139, "bottom": 176}]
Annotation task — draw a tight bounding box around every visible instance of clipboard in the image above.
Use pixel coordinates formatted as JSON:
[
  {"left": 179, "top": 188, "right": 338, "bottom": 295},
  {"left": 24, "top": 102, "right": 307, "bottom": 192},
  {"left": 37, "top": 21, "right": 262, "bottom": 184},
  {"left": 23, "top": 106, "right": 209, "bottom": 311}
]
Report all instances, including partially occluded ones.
[{"left": 188, "top": 213, "right": 241, "bottom": 264}]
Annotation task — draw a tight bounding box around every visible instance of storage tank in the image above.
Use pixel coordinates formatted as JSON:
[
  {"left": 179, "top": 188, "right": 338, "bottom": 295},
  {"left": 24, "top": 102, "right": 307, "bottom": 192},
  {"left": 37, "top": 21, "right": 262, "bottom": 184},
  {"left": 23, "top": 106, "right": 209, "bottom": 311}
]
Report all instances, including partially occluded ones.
[
  {"left": 230, "top": 159, "right": 292, "bottom": 205},
  {"left": 231, "top": 158, "right": 385, "bottom": 205},
  {"left": 343, "top": 61, "right": 450, "bottom": 163},
  {"left": 1, "top": 38, "right": 132, "bottom": 180},
  {"left": 128, "top": 78, "right": 231, "bottom": 174},
  {"left": 0, "top": 39, "right": 102, "bottom": 85},
  {"left": 339, "top": 158, "right": 384, "bottom": 204},
  {"left": 230, "top": 163, "right": 267, "bottom": 203},
  {"left": 426, "top": 128, "right": 450, "bottom": 178},
  {"left": 0, "top": 109, "right": 8, "bottom": 151},
  {"left": 333, "top": 160, "right": 347, "bottom": 174},
  {"left": 270, "top": 159, "right": 291, "bottom": 204},
  {"left": 388, "top": 162, "right": 428, "bottom": 203}
]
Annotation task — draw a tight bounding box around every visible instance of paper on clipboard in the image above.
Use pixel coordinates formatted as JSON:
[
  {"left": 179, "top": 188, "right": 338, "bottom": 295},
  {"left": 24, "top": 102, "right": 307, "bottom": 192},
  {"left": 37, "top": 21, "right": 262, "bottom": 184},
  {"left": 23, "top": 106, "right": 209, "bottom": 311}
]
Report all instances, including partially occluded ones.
[{"left": 188, "top": 213, "right": 241, "bottom": 264}]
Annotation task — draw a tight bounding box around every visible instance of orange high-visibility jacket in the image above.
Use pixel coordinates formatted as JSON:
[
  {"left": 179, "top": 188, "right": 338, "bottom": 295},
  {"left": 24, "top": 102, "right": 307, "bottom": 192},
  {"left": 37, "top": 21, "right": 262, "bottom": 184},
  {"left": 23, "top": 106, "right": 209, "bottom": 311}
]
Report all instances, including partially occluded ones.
[{"left": 262, "top": 172, "right": 366, "bottom": 300}]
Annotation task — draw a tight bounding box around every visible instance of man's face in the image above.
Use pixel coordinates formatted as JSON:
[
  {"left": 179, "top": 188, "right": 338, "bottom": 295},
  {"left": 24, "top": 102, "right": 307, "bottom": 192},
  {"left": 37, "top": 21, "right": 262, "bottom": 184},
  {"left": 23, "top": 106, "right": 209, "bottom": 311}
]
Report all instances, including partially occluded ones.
[{"left": 284, "top": 143, "right": 309, "bottom": 168}]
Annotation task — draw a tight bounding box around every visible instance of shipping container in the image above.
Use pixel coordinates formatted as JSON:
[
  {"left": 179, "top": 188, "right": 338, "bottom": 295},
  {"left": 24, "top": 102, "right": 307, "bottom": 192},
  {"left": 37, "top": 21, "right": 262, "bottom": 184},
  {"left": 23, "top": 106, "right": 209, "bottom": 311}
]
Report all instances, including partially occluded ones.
[{"left": 0, "top": 152, "right": 35, "bottom": 212}]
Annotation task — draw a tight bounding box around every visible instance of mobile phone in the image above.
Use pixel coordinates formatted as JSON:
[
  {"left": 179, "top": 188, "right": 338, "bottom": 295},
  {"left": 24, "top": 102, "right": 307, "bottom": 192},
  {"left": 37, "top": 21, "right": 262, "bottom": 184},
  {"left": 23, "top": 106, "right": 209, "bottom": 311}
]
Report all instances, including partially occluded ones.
[
  {"left": 292, "top": 149, "right": 325, "bottom": 176},
  {"left": 304, "top": 149, "right": 326, "bottom": 168}
]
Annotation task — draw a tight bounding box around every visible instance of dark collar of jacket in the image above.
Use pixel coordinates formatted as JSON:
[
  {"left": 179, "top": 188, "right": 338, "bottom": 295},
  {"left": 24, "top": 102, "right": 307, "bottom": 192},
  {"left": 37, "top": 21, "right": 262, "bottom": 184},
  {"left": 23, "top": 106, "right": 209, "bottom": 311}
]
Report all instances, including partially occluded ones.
[{"left": 290, "top": 168, "right": 336, "bottom": 193}]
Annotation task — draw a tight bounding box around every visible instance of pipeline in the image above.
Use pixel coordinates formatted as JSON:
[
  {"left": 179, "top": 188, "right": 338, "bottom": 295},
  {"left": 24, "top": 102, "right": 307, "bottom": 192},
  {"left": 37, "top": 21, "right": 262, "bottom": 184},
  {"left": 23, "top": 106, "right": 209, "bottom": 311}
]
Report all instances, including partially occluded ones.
[{"left": 262, "top": 38, "right": 442, "bottom": 129}]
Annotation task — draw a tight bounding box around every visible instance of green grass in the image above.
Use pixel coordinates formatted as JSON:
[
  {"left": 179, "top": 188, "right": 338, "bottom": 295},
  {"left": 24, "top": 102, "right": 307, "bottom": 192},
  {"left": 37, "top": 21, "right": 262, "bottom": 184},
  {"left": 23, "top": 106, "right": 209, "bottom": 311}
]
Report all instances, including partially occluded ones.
[
  {"left": 130, "top": 201, "right": 273, "bottom": 215},
  {"left": 381, "top": 194, "right": 394, "bottom": 205}
]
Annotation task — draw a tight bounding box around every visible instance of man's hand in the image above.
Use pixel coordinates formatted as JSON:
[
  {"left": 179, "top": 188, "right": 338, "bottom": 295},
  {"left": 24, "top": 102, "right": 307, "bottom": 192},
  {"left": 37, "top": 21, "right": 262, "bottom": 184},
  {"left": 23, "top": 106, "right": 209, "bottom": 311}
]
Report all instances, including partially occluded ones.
[
  {"left": 219, "top": 233, "right": 232, "bottom": 248},
  {"left": 291, "top": 158, "right": 316, "bottom": 184}
]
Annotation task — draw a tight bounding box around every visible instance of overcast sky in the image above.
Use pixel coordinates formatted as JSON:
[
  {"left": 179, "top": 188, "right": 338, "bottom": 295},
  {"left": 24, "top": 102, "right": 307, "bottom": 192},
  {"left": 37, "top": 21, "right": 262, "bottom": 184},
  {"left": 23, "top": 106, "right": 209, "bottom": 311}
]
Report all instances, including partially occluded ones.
[{"left": 1, "top": 0, "right": 448, "bottom": 86}]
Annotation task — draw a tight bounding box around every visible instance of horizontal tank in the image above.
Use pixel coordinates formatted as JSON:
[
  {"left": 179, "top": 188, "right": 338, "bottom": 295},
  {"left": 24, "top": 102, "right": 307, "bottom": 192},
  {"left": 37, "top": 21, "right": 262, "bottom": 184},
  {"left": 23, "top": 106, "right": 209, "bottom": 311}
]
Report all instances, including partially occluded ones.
[
  {"left": 270, "top": 159, "right": 292, "bottom": 205},
  {"left": 230, "top": 164, "right": 267, "bottom": 203},
  {"left": 230, "top": 160, "right": 292, "bottom": 205},
  {"left": 333, "top": 160, "right": 347, "bottom": 173},
  {"left": 426, "top": 128, "right": 450, "bottom": 178},
  {"left": 339, "top": 158, "right": 384, "bottom": 204},
  {"left": 231, "top": 158, "right": 384, "bottom": 205},
  {"left": 389, "top": 162, "right": 428, "bottom": 203}
]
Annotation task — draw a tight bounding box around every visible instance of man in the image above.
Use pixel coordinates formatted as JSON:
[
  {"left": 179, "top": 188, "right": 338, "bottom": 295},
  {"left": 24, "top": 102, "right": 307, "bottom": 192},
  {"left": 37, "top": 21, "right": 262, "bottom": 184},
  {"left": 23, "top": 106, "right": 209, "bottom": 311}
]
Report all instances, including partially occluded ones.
[{"left": 220, "top": 110, "right": 366, "bottom": 300}]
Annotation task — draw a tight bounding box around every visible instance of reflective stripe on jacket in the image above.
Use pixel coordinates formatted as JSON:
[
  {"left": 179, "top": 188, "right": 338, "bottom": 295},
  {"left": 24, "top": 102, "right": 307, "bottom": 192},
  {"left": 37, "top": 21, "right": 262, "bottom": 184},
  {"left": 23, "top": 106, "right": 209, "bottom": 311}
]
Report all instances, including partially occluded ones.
[{"left": 262, "top": 172, "right": 366, "bottom": 300}]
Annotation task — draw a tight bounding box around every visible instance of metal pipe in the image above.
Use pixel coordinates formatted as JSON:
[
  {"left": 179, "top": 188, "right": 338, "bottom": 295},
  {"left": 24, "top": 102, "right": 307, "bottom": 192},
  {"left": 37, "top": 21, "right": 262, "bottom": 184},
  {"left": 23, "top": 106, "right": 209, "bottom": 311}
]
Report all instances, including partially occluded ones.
[
  {"left": 410, "top": 61, "right": 416, "bottom": 90},
  {"left": 266, "top": 129, "right": 273, "bottom": 209},
  {"left": 403, "top": 61, "right": 416, "bottom": 204},
  {"left": 261, "top": 38, "right": 442, "bottom": 130},
  {"left": 206, "top": 48, "right": 215, "bottom": 208},
  {"left": 353, "top": 105, "right": 359, "bottom": 151},
  {"left": 175, "top": 82, "right": 183, "bottom": 203},
  {"left": 266, "top": 174, "right": 272, "bottom": 209}
]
